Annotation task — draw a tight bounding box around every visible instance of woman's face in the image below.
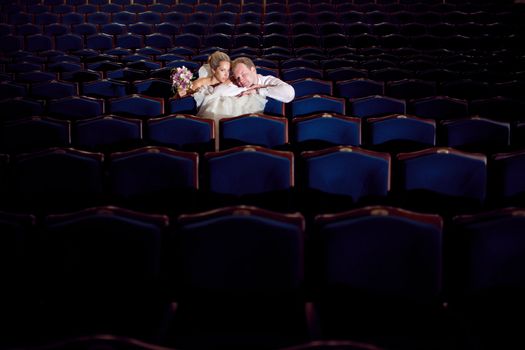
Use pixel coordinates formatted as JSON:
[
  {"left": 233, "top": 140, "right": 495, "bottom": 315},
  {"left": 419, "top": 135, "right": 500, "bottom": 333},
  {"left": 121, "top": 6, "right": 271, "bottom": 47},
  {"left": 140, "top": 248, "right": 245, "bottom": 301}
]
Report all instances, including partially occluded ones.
[{"left": 212, "top": 60, "right": 231, "bottom": 83}]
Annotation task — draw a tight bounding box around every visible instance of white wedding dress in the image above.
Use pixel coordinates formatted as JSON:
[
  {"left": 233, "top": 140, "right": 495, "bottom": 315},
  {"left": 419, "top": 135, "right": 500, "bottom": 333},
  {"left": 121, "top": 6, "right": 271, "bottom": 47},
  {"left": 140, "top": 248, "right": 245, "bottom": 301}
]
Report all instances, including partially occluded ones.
[
  {"left": 196, "top": 82, "right": 267, "bottom": 119},
  {"left": 193, "top": 81, "right": 267, "bottom": 149}
]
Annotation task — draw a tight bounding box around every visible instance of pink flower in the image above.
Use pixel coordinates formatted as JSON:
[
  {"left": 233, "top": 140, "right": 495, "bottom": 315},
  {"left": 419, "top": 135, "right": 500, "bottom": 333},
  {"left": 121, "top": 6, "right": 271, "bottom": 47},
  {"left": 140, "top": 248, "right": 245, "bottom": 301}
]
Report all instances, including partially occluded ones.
[{"left": 171, "top": 66, "right": 193, "bottom": 94}]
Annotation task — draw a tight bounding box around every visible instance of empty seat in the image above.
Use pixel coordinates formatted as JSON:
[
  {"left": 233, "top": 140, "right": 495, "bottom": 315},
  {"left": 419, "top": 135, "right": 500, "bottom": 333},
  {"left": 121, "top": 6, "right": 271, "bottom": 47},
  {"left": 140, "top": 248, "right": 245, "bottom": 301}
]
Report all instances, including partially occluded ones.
[
  {"left": 336, "top": 78, "right": 384, "bottom": 99},
  {"left": 55, "top": 33, "right": 83, "bottom": 52},
  {"left": 449, "top": 208, "right": 525, "bottom": 348},
  {"left": 30, "top": 80, "right": 77, "bottom": 100},
  {"left": 324, "top": 67, "right": 368, "bottom": 82},
  {"left": 0, "top": 210, "right": 36, "bottom": 347},
  {"left": 108, "top": 146, "right": 198, "bottom": 212},
  {"left": 292, "top": 33, "right": 320, "bottom": 48},
  {"left": 38, "top": 206, "right": 169, "bottom": 338},
  {"left": 409, "top": 96, "right": 468, "bottom": 121},
  {"left": 1, "top": 116, "right": 71, "bottom": 154},
  {"left": 262, "top": 33, "right": 290, "bottom": 48},
  {"left": 203, "top": 146, "right": 294, "bottom": 210},
  {"left": 147, "top": 114, "right": 215, "bottom": 153},
  {"left": 386, "top": 79, "right": 437, "bottom": 100},
  {"left": 108, "top": 94, "right": 164, "bottom": 119},
  {"left": 233, "top": 33, "right": 261, "bottom": 48},
  {"left": 73, "top": 115, "right": 142, "bottom": 153},
  {"left": 48, "top": 96, "right": 104, "bottom": 120},
  {"left": 312, "top": 206, "right": 444, "bottom": 348},
  {"left": 169, "top": 95, "right": 198, "bottom": 115},
  {"left": 0, "top": 35, "right": 23, "bottom": 54},
  {"left": 396, "top": 147, "right": 487, "bottom": 215},
  {"left": 292, "top": 113, "right": 361, "bottom": 152},
  {"left": 145, "top": 33, "right": 173, "bottom": 50},
  {"left": 0, "top": 82, "right": 26, "bottom": 99},
  {"left": 26, "top": 34, "right": 53, "bottom": 53},
  {"left": 204, "top": 33, "right": 233, "bottom": 50},
  {"left": 282, "top": 67, "right": 323, "bottom": 82},
  {"left": 168, "top": 205, "right": 307, "bottom": 349},
  {"left": 0, "top": 98, "right": 45, "bottom": 121},
  {"left": 128, "top": 22, "right": 154, "bottom": 35},
  {"left": 490, "top": 150, "right": 525, "bottom": 206},
  {"left": 17, "top": 23, "right": 41, "bottom": 36},
  {"left": 299, "top": 146, "right": 390, "bottom": 213},
  {"left": 115, "top": 33, "right": 143, "bottom": 50},
  {"left": 291, "top": 95, "right": 346, "bottom": 119},
  {"left": 469, "top": 96, "right": 524, "bottom": 122},
  {"left": 350, "top": 95, "right": 406, "bottom": 119},
  {"left": 368, "top": 67, "right": 413, "bottom": 82},
  {"left": 138, "top": 11, "right": 162, "bottom": 25},
  {"left": 219, "top": 113, "right": 288, "bottom": 150},
  {"left": 72, "top": 23, "right": 98, "bottom": 37},
  {"left": 290, "top": 78, "right": 333, "bottom": 99},
  {"left": 83, "top": 79, "right": 128, "bottom": 99},
  {"left": 440, "top": 117, "right": 510, "bottom": 153},
  {"left": 366, "top": 114, "right": 436, "bottom": 153},
  {"left": 440, "top": 79, "right": 492, "bottom": 101},
  {"left": 133, "top": 78, "right": 173, "bottom": 99},
  {"left": 10, "top": 148, "right": 104, "bottom": 213}
]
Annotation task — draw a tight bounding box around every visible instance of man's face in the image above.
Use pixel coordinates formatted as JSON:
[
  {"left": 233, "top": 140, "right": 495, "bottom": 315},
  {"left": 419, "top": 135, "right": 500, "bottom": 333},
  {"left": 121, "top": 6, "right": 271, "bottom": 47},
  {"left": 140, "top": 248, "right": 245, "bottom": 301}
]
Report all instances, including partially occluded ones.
[{"left": 233, "top": 63, "right": 257, "bottom": 88}]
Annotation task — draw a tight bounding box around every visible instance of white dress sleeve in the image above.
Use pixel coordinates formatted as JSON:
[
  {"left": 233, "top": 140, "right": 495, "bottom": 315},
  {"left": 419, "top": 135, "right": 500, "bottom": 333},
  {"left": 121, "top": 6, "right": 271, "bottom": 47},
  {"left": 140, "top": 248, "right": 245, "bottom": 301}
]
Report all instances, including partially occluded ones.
[
  {"left": 197, "top": 64, "right": 211, "bottom": 79},
  {"left": 192, "top": 85, "right": 213, "bottom": 109}
]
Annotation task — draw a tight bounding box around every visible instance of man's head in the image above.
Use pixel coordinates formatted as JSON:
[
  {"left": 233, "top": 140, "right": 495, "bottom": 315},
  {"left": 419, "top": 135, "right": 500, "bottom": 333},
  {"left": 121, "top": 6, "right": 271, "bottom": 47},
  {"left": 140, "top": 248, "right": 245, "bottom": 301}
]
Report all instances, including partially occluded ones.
[{"left": 232, "top": 57, "right": 258, "bottom": 88}]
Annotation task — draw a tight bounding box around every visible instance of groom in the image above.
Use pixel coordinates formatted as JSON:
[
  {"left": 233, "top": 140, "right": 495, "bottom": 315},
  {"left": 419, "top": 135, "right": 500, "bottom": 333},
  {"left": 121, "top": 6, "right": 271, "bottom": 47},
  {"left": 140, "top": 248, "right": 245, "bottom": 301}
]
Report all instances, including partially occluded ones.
[{"left": 231, "top": 57, "right": 295, "bottom": 104}]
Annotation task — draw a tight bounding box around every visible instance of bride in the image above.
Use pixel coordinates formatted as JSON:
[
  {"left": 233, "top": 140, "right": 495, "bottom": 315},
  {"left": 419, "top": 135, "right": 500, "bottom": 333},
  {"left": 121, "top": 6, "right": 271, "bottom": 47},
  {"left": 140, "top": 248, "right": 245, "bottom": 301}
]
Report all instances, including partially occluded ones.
[{"left": 179, "top": 51, "right": 267, "bottom": 124}]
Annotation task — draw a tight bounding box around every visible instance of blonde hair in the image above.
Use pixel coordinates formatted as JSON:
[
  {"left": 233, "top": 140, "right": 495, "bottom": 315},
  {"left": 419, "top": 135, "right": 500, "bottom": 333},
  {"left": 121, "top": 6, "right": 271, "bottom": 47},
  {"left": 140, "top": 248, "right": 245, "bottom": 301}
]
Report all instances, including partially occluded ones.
[
  {"left": 232, "top": 57, "right": 256, "bottom": 70},
  {"left": 208, "top": 51, "right": 230, "bottom": 70}
]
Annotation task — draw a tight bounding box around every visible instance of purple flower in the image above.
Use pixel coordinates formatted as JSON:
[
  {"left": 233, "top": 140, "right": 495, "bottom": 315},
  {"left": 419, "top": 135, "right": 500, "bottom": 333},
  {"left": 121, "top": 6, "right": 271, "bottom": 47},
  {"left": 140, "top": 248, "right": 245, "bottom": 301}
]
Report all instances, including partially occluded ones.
[{"left": 171, "top": 66, "right": 193, "bottom": 94}]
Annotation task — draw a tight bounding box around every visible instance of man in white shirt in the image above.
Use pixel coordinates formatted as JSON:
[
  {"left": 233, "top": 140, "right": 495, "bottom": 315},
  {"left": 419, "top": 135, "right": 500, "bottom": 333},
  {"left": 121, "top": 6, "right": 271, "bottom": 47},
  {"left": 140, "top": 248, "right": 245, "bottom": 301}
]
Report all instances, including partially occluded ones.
[{"left": 231, "top": 57, "right": 295, "bottom": 103}]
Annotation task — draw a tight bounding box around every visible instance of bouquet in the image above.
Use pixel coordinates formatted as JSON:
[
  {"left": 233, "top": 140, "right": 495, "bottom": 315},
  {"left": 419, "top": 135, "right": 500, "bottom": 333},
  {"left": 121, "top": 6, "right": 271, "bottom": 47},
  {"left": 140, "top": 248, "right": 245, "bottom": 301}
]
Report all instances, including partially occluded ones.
[{"left": 171, "top": 66, "right": 193, "bottom": 96}]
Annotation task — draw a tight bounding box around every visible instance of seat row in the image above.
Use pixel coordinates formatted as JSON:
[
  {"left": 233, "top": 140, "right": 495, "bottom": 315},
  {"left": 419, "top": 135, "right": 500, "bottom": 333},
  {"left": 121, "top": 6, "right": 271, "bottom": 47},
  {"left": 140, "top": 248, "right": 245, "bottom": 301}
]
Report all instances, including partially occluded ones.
[
  {"left": 0, "top": 144, "right": 523, "bottom": 216},
  {"left": 3, "top": 30, "right": 524, "bottom": 54},
  {"left": 1, "top": 113, "right": 524, "bottom": 155},
  {"left": 2, "top": 90, "right": 523, "bottom": 121},
  {"left": 3, "top": 5, "right": 522, "bottom": 26},
  {"left": 2, "top": 203, "right": 525, "bottom": 349},
  {"left": 5, "top": 57, "right": 524, "bottom": 83},
  {"left": 1, "top": 0, "right": 518, "bottom": 15},
  {"left": 4, "top": 18, "right": 523, "bottom": 38},
  {"left": 3, "top": 73, "right": 524, "bottom": 103}
]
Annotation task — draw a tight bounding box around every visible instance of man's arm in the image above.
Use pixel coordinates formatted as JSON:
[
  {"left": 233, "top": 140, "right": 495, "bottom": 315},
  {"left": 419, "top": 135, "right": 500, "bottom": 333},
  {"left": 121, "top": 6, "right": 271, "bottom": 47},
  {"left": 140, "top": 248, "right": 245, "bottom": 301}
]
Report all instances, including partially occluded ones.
[{"left": 255, "top": 74, "right": 295, "bottom": 103}]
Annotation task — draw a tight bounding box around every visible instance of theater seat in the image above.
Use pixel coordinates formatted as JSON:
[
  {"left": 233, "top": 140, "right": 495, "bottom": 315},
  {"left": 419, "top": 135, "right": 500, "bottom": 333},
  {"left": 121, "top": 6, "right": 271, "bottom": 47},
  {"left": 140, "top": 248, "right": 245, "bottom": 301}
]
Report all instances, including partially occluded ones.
[
  {"left": 292, "top": 113, "right": 361, "bottom": 152},
  {"left": 299, "top": 146, "right": 390, "bottom": 214},
  {"left": 312, "top": 206, "right": 445, "bottom": 349},
  {"left": 396, "top": 147, "right": 487, "bottom": 215},
  {"left": 219, "top": 113, "right": 288, "bottom": 150},
  {"left": 449, "top": 208, "right": 525, "bottom": 349},
  {"left": 166, "top": 205, "right": 308, "bottom": 350},
  {"left": 147, "top": 114, "right": 215, "bottom": 154},
  {"left": 38, "top": 206, "right": 170, "bottom": 340},
  {"left": 366, "top": 114, "right": 436, "bottom": 153},
  {"left": 10, "top": 148, "right": 104, "bottom": 213},
  {"left": 203, "top": 146, "right": 295, "bottom": 210},
  {"left": 108, "top": 146, "right": 198, "bottom": 213}
]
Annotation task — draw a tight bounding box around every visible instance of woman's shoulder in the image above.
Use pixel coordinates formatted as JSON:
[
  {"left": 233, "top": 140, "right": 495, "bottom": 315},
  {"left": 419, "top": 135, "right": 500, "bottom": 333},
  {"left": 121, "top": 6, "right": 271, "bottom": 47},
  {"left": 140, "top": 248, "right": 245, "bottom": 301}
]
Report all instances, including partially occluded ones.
[{"left": 192, "top": 77, "right": 211, "bottom": 90}]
